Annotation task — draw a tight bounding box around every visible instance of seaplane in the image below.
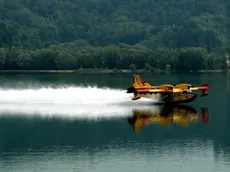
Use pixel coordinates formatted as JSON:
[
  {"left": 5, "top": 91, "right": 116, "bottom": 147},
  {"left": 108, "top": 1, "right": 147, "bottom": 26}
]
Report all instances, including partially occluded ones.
[
  {"left": 126, "top": 75, "right": 209, "bottom": 104},
  {"left": 128, "top": 105, "right": 209, "bottom": 132}
]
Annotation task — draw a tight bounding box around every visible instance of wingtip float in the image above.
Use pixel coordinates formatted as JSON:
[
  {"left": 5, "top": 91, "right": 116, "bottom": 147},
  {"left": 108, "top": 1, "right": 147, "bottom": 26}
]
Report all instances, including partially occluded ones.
[{"left": 126, "top": 75, "right": 209, "bottom": 104}]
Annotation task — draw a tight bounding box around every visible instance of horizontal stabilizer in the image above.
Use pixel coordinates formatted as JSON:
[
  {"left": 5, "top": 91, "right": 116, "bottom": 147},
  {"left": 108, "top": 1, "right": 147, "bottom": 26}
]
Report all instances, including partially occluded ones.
[{"left": 127, "top": 87, "right": 136, "bottom": 93}]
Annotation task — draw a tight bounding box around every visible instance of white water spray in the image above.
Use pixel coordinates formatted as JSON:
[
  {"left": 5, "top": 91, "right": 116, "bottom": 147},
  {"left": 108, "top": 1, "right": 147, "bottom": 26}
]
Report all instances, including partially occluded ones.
[
  {"left": 0, "top": 86, "right": 161, "bottom": 120},
  {"left": 0, "top": 86, "right": 129, "bottom": 104}
]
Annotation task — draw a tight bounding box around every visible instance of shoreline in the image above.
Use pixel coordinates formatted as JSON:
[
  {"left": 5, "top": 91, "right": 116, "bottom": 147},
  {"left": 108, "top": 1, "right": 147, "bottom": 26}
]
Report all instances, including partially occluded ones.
[{"left": 0, "top": 69, "right": 228, "bottom": 74}]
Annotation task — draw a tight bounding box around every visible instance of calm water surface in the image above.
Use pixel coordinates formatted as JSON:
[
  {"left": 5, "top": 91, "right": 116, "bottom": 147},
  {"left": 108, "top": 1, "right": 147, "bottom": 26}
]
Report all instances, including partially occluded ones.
[{"left": 0, "top": 73, "right": 229, "bottom": 172}]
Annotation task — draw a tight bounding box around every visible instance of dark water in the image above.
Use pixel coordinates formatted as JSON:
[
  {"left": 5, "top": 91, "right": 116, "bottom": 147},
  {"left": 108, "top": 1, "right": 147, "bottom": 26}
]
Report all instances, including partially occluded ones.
[{"left": 0, "top": 73, "right": 229, "bottom": 172}]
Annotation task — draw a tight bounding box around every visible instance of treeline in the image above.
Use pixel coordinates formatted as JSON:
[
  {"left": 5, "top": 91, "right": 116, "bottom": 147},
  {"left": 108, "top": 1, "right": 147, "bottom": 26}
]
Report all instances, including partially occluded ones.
[
  {"left": 0, "top": 41, "right": 225, "bottom": 71},
  {"left": 0, "top": 0, "right": 230, "bottom": 71}
]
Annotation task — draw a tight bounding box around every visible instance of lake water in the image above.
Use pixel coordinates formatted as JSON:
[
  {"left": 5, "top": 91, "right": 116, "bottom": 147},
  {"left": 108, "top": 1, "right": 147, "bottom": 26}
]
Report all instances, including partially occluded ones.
[{"left": 0, "top": 72, "right": 229, "bottom": 172}]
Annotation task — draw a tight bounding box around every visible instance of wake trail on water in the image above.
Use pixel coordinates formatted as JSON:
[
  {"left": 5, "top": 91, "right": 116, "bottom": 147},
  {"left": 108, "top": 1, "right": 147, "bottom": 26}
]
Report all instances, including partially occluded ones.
[
  {"left": 0, "top": 86, "right": 161, "bottom": 120},
  {"left": 0, "top": 86, "right": 159, "bottom": 104}
]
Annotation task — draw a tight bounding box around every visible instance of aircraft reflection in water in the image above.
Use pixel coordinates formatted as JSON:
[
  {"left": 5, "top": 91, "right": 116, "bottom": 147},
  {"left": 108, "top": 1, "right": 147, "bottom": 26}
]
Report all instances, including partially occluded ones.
[{"left": 128, "top": 105, "right": 209, "bottom": 132}]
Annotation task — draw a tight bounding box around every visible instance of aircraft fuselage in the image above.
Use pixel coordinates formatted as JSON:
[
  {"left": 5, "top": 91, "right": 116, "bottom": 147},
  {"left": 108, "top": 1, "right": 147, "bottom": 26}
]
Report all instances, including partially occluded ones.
[{"left": 133, "top": 92, "right": 197, "bottom": 104}]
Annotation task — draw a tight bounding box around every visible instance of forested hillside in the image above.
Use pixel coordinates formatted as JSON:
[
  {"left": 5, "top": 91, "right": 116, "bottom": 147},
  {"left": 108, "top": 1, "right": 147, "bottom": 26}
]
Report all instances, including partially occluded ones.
[{"left": 0, "top": 0, "right": 230, "bottom": 71}]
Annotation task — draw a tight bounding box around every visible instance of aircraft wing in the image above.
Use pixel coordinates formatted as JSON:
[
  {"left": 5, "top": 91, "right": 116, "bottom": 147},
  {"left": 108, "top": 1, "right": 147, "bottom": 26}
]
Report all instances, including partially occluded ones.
[
  {"left": 190, "top": 84, "right": 209, "bottom": 91},
  {"left": 136, "top": 88, "right": 170, "bottom": 93},
  {"left": 190, "top": 84, "right": 209, "bottom": 96},
  {"left": 171, "top": 88, "right": 184, "bottom": 93}
]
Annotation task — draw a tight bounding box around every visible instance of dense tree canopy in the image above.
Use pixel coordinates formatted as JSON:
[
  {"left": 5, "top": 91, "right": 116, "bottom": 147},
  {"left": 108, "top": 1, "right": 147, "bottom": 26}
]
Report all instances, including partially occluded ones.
[{"left": 0, "top": 0, "right": 229, "bottom": 71}]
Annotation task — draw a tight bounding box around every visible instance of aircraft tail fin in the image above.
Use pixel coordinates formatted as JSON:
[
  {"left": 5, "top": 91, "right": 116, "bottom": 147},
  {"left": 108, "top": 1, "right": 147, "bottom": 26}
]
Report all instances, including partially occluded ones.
[
  {"left": 132, "top": 75, "right": 152, "bottom": 88},
  {"left": 127, "top": 75, "right": 152, "bottom": 94}
]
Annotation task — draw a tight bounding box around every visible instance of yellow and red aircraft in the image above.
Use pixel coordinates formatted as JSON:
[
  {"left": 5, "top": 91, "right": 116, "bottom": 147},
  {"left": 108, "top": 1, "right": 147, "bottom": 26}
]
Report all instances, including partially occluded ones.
[
  {"left": 127, "top": 75, "right": 209, "bottom": 104},
  {"left": 128, "top": 105, "right": 209, "bottom": 132}
]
